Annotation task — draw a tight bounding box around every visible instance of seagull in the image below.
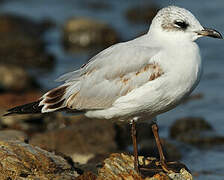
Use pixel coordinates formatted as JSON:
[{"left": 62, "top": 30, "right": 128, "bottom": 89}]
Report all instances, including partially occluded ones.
[{"left": 4, "top": 6, "right": 222, "bottom": 173}]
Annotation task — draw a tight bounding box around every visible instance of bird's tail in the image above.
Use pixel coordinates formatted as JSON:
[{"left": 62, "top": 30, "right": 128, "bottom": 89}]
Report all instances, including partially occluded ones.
[{"left": 3, "top": 100, "right": 44, "bottom": 116}]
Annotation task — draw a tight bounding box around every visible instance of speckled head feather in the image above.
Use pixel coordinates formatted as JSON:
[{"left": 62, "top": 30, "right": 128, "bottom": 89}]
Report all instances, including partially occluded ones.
[
  {"left": 148, "top": 6, "right": 204, "bottom": 43},
  {"left": 151, "top": 6, "right": 202, "bottom": 31}
]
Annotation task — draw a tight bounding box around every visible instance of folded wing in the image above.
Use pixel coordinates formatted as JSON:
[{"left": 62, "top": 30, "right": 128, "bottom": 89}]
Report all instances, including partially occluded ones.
[{"left": 40, "top": 43, "right": 162, "bottom": 113}]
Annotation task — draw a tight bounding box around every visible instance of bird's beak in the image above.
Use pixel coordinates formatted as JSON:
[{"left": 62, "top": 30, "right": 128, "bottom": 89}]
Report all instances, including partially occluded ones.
[{"left": 195, "top": 27, "right": 223, "bottom": 39}]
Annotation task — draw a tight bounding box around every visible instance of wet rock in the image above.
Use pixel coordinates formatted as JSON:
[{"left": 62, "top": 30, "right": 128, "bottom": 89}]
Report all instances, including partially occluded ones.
[
  {"left": 71, "top": 153, "right": 95, "bottom": 165},
  {"left": 0, "top": 91, "right": 41, "bottom": 110},
  {"left": 174, "top": 131, "right": 224, "bottom": 148},
  {"left": 170, "top": 117, "right": 224, "bottom": 147},
  {"left": 0, "top": 92, "right": 48, "bottom": 135},
  {"left": 42, "top": 112, "right": 83, "bottom": 131},
  {"left": 0, "top": 64, "right": 39, "bottom": 92},
  {"left": 125, "top": 4, "right": 159, "bottom": 24},
  {"left": 30, "top": 117, "right": 117, "bottom": 162},
  {"left": 0, "top": 14, "right": 54, "bottom": 69},
  {"left": 76, "top": 153, "right": 192, "bottom": 180},
  {"left": 76, "top": 172, "right": 97, "bottom": 180},
  {"left": 0, "top": 140, "right": 79, "bottom": 179},
  {"left": 1, "top": 110, "right": 77, "bottom": 138},
  {"left": 63, "top": 17, "right": 120, "bottom": 51},
  {"left": 170, "top": 117, "right": 212, "bottom": 139},
  {"left": 1, "top": 112, "right": 45, "bottom": 136},
  {"left": 0, "top": 14, "right": 53, "bottom": 36},
  {"left": 0, "top": 130, "right": 28, "bottom": 142}
]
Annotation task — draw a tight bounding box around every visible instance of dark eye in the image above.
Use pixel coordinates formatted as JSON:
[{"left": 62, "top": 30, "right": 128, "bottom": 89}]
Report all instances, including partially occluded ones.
[{"left": 174, "top": 20, "right": 189, "bottom": 29}]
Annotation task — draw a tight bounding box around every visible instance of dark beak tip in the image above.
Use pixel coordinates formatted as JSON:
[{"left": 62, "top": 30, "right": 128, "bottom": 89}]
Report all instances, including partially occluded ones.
[
  {"left": 219, "top": 34, "right": 223, "bottom": 40},
  {"left": 202, "top": 28, "right": 223, "bottom": 39},
  {"left": 213, "top": 31, "right": 223, "bottom": 39}
]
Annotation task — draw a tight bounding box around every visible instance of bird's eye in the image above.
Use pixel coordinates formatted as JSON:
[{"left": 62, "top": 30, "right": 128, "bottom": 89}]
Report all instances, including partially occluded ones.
[{"left": 174, "top": 20, "right": 189, "bottom": 29}]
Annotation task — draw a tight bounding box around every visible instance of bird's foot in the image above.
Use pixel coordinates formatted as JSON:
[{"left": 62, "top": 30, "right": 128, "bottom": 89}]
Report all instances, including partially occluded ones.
[{"left": 139, "top": 160, "right": 188, "bottom": 177}]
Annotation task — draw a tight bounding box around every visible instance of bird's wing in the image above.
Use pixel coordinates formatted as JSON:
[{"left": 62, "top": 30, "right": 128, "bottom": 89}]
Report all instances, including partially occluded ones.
[{"left": 40, "top": 42, "right": 163, "bottom": 112}]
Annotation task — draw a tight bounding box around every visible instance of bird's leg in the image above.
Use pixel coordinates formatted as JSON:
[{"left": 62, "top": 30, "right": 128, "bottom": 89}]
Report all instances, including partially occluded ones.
[
  {"left": 151, "top": 123, "right": 170, "bottom": 173},
  {"left": 130, "top": 119, "right": 140, "bottom": 173}
]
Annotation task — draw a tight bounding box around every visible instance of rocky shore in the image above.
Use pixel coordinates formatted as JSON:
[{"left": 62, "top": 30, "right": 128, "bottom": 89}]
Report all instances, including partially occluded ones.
[
  {"left": 0, "top": 1, "right": 223, "bottom": 179},
  {"left": 0, "top": 138, "right": 192, "bottom": 180}
]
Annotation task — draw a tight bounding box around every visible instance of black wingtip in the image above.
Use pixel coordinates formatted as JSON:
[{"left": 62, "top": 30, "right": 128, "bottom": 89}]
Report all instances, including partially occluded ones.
[{"left": 4, "top": 100, "right": 43, "bottom": 116}]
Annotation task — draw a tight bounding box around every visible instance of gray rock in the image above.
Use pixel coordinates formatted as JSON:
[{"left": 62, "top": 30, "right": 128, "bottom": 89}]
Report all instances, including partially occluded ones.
[
  {"left": 0, "top": 64, "right": 39, "bottom": 92},
  {"left": 125, "top": 4, "right": 159, "bottom": 24},
  {"left": 170, "top": 117, "right": 212, "bottom": 139},
  {"left": 63, "top": 17, "right": 120, "bottom": 51},
  {"left": 170, "top": 117, "right": 224, "bottom": 147},
  {"left": 30, "top": 116, "right": 117, "bottom": 157},
  {"left": 174, "top": 131, "right": 224, "bottom": 148},
  {"left": 0, "top": 130, "right": 28, "bottom": 142},
  {"left": 94, "top": 153, "right": 192, "bottom": 180},
  {"left": 0, "top": 14, "right": 55, "bottom": 69},
  {"left": 1, "top": 110, "right": 45, "bottom": 134},
  {"left": 0, "top": 140, "right": 79, "bottom": 179}
]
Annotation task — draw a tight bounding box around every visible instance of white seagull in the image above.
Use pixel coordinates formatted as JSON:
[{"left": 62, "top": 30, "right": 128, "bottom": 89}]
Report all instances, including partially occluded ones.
[{"left": 5, "top": 6, "right": 222, "bottom": 173}]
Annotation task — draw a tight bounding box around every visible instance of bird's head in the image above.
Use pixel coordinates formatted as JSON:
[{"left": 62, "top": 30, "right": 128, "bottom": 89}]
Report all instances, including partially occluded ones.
[{"left": 149, "top": 6, "right": 222, "bottom": 43}]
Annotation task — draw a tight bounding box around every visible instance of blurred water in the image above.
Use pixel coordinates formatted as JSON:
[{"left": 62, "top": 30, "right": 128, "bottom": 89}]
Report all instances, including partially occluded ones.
[{"left": 0, "top": 0, "right": 224, "bottom": 179}]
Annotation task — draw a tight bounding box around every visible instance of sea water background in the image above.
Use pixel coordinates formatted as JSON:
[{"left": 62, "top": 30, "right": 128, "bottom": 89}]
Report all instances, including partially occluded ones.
[{"left": 0, "top": 0, "right": 223, "bottom": 179}]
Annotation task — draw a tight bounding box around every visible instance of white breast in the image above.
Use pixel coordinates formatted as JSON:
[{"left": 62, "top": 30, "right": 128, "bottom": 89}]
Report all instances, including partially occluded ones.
[{"left": 85, "top": 42, "right": 202, "bottom": 121}]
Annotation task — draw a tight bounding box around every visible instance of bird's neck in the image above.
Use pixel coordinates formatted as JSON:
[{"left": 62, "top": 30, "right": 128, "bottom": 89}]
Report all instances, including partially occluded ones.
[{"left": 147, "top": 28, "right": 193, "bottom": 46}]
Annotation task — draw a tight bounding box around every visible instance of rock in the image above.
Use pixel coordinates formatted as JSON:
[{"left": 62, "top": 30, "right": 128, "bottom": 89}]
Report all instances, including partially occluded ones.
[
  {"left": 0, "top": 130, "right": 28, "bottom": 142},
  {"left": 30, "top": 117, "right": 117, "bottom": 162},
  {"left": 173, "top": 131, "right": 224, "bottom": 148},
  {"left": 0, "top": 140, "right": 79, "bottom": 179},
  {"left": 76, "top": 153, "right": 193, "bottom": 180},
  {"left": 42, "top": 112, "right": 82, "bottom": 131},
  {"left": 168, "top": 169, "right": 193, "bottom": 180},
  {"left": 170, "top": 117, "right": 224, "bottom": 147},
  {"left": 0, "top": 14, "right": 53, "bottom": 36},
  {"left": 0, "top": 64, "right": 39, "bottom": 92},
  {"left": 125, "top": 4, "right": 159, "bottom": 24},
  {"left": 0, "top": 91, "right": 41, "bottom": 110},
  {"left": 63, "top": 17, "right": 120, "bottom": 51},
  {"left": 170, "top": 117, "right": 212, "bottom": 139},
  {"left": 1, "top": 110, "right": 78, "bottom": 139},
  {"left": 76, "top": 172, "right": 97, "bottom": 180},
  {"left": 0, "top": 14, "right": 54, "bottom": 69},
  {"left": 71, "top": 153, "right": 95, "bottom": 165},
  {"left": 0, "top": 92, "right": 49, "bottom": 135},
  {"left": 1, "top": 113, "right": 45, "bottom": 136},
  {"left": 0, "top": 140, "right": 192, "bottom": 180}
]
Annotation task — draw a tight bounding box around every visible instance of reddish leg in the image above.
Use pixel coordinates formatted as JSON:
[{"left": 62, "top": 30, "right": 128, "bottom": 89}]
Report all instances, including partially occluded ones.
[
  {"left": 152, "top": 123, "right": 170, "bottom": 172},
  {"left": 130, "top": 120, "right": 140, "bottom": 173}
]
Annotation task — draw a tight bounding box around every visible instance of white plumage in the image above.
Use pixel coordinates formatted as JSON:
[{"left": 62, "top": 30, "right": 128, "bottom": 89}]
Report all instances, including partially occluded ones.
[{"left": 36, "top": 6, "right": 222, "bottom": 123}]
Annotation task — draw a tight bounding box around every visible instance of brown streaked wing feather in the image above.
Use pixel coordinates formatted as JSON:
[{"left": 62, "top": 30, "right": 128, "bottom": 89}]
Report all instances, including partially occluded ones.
[
  {"left": 42, "top": 85, "right": 69, "bottom": 111},
  {"left": 47, "top": 85, "right": 69, "bottom": 98},
  {"left": 46, "top": 99, "right": 65, "bottom": 110},
  {"left": 67, "top": 63, "right": 164, "bottom": 110},
  {"left": 44, "top": 96, "right": 64, "bottom": 104}
]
